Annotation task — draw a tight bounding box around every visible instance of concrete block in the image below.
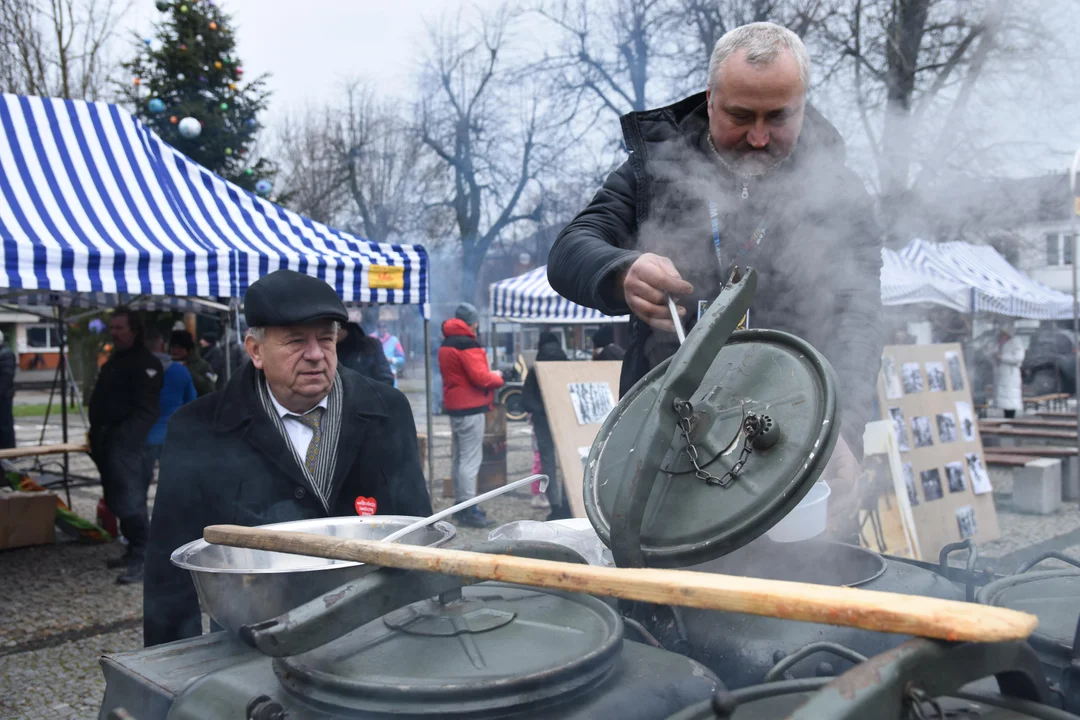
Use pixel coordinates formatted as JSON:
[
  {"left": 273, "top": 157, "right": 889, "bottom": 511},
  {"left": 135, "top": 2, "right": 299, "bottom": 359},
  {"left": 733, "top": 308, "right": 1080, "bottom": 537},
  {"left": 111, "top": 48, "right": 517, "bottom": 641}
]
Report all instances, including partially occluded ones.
[
  {"left": 1013, "top": 458, "right": 1062, "bottom": 515},
  {"left": 1062, "top": 456, "right": 1080, "bottom": 502}
]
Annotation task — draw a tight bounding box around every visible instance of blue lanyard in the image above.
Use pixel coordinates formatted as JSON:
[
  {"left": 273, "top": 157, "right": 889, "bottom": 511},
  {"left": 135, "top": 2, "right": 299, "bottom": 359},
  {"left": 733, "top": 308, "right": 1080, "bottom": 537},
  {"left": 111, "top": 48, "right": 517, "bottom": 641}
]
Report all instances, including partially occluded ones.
[
  {"left": 708, "top": 200, "right": 767, "bottom": 272},
  {"left": 708, "top": 201, "right": 722, "bottom": 267}
]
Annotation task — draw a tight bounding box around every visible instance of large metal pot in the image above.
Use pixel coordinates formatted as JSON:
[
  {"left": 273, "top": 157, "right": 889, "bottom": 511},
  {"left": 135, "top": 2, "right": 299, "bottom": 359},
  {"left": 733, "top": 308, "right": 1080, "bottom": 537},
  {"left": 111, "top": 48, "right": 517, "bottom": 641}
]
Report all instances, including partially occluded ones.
[
  {"left": 170, "top": 515, "right": 455, "bottom": 635},
  {"left": 977, "top": 552, "right": 1080, "bottom": 712},
  {"left": 102, "top": 542, "right": 719, "bottom": 720},
  {"left": 662, "top": 537, "right": 966, "bottom": 689},
  {"left": 667, "top": 639, "right": 1073, "bottom": 720}
]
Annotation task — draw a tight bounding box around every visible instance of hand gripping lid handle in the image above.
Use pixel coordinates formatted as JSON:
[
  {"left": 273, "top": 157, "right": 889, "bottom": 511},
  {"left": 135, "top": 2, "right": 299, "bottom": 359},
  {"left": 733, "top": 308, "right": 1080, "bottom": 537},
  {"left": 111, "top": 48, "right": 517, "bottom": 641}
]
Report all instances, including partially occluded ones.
[{"left": 610, "top": 268, "right": 757, "bottom": 568}]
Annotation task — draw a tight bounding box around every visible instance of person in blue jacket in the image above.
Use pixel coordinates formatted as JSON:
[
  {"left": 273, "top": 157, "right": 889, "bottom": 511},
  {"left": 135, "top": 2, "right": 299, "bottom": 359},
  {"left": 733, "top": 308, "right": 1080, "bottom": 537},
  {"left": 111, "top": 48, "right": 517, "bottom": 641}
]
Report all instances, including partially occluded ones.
[{"left": 111, "top": 325, "right": 197, "bottom": 582}]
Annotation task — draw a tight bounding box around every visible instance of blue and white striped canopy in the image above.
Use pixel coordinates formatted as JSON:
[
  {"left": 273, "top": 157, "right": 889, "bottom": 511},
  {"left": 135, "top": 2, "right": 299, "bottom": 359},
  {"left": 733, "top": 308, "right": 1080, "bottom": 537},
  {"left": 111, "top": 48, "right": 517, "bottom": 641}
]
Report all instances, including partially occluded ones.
[
  {"left": 880, "top": 247, "right": 970, "bottom": 313},
  {"left": 901, "top": 238, "right": 1072, "bottom": 320},
  {"left": 490, "top": 266, "right": 628, "bottom": 324},
  {"left": 0, "top": 94, "right": 429, "bottom": 316}
]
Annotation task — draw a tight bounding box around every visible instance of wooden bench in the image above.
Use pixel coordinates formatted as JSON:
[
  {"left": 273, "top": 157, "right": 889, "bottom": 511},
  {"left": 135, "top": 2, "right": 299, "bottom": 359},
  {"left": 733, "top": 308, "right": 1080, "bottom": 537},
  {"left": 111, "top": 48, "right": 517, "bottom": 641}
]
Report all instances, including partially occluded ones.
[
  {"left": 981, "top": 418, "right": 1077, "bottom": 430},
  {"left": 1024, "top": 393, "right": 1071, "bottom": 411},
  {"left": 983, "top": 453, "right": 1041, "bottom": 466},
  {"left": 979, "top": 427, "right": 1075, "bottom": 440},
  {"left": 985, "top": 445, "right": 1080, "bottom": 501},
  {"left": 0, "top": 443, "right": 89, "bottom": 460}
]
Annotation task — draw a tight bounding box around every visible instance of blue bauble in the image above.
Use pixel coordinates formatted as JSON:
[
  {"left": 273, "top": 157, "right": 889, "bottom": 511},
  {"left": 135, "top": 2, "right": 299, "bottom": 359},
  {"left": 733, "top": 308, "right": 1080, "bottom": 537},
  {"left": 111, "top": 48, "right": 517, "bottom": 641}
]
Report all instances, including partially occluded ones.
[
  {"left": 245, "top": 118, "right": 257, "bottom": 128},
  {"left": 255, "top": 179, "right": 272, "bottom": 196},
  {"left": 147, "top": 98, "right": 166, "bottom": 113}
]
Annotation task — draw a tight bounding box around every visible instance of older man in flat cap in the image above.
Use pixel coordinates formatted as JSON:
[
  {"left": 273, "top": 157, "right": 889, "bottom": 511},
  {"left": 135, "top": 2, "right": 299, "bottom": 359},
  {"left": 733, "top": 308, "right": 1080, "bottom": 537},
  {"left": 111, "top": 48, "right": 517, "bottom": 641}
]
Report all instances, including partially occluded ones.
[{"left": 143, "top": 269, "right": 432, "bottom": 648}]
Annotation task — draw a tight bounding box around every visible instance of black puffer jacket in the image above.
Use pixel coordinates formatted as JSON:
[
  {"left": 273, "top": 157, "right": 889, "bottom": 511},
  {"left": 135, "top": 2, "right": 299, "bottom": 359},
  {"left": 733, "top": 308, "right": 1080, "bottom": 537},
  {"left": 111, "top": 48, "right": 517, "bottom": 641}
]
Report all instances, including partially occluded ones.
[
  {"left": 548, "top": 92, "right": 884, "bottom": 455},
  {"left": 337, "top": 323, "right": 395, "bottom": 386},
  {"left": 522, "top": 337, "right": 568, "bottom": 417}
]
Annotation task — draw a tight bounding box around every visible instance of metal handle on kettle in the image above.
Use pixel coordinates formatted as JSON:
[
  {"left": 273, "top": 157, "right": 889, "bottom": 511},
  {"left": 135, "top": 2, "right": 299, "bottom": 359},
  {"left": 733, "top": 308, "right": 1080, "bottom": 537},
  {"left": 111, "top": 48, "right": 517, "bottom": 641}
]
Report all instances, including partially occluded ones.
[
  {"left": 763, "top": 642, "right": 869, "bottom": 683},
  {"left": 240, "top": 539, "right": 591, "bottom": 657},
  {"left": 938, "top": 538, "right": 979, "bottom": 602},
  {"left": 609, "top": 268, "right": 757, "bottom": 569},
  {"left": 1014, "top": 550, "right": 1080, "bottom": 574},
  {"left": 789, "top": 638, "right": 1050, "bottom": 720}
]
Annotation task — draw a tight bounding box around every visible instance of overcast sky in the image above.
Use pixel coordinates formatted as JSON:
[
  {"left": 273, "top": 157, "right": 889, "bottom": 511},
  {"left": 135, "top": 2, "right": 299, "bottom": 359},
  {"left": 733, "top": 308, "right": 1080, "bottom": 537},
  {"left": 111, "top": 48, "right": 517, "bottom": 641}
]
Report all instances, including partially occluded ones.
[
  {"left": 123, "top": 0, "right": 1080, "bottom": 181},
  {"left": 127, "top": 0, "right": 510, "bottom": 121}
]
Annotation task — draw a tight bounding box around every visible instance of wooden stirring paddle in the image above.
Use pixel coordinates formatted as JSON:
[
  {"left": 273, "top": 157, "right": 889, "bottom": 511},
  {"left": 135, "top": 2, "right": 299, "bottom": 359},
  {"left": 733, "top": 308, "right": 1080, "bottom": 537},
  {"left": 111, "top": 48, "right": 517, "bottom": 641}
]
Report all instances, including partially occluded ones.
[{"left": 203, "top": 524, "right": 1036, "bottom": 643}]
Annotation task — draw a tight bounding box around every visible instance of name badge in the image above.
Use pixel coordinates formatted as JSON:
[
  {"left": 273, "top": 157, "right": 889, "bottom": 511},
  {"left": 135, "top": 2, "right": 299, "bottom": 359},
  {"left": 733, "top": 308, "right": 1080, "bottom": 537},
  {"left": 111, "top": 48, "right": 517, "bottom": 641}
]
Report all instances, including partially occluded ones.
[{"left": 698, "top": 300, "right": 749, "bottom": 329}]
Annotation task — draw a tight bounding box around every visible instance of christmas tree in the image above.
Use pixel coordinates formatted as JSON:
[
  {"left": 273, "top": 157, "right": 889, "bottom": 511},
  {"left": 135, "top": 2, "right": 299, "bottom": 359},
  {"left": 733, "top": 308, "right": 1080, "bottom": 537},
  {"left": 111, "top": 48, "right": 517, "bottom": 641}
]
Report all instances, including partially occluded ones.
[{"left": 121, "top": 0, "right": 275, "bottom": 195}]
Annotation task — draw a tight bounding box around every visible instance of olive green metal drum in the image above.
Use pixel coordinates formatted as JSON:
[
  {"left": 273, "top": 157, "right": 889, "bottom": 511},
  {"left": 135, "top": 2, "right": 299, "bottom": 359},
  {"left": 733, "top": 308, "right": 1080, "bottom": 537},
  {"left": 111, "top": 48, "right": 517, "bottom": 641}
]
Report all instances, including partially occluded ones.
[{"left": 583, "top": 268, "right": 841, "bottom": 568}]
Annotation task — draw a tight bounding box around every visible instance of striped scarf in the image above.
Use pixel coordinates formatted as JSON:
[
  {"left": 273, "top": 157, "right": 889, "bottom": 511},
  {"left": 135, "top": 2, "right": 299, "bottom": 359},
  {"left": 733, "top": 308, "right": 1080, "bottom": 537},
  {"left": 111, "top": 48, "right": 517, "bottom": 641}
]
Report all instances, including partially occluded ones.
[{"left": 256, "top": 371, "right": 343, "bottom": 512}]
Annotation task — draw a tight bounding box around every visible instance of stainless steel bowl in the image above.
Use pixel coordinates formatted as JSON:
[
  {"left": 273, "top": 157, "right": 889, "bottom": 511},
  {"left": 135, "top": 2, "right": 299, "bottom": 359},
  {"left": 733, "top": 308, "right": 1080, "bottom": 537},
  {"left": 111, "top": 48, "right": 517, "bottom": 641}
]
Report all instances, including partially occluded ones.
[{"left": 171, "top": 515, "right": 456, "bottom": 635}]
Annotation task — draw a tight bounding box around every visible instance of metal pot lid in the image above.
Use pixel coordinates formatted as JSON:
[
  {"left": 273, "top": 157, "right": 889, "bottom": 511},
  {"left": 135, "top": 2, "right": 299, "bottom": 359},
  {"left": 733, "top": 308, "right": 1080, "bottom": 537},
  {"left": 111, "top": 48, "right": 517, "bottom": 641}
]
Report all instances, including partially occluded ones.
[
  {"left": 584, "top": 268, "right": 840, "bottom": 568},
  {"left": 977, "top": 569, "right": 1080, "bottom": 648},
  {"left": 274, "top": 583, "right": 622, "bottom": 716}
]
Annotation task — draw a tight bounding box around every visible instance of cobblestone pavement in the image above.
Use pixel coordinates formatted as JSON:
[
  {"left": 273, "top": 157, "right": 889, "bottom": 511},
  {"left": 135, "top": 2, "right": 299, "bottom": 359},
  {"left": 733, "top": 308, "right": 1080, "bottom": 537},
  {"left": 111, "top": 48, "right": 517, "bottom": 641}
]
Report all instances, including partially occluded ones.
[{"left": 3, "top": 385, "right": 1080, "bottom": 718}]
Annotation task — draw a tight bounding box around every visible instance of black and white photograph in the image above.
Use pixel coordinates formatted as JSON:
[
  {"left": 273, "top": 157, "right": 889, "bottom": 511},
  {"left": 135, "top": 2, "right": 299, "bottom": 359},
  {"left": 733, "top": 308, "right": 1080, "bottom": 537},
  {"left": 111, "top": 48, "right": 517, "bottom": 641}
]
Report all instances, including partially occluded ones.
[
  {"left": 946, "top": 351, "right": 965, "bottom": 391},
  {"left": 883, "top": 355, "right": 903, "bottom": 400},
  {"left": 903, "top": 463, "right": 919, "bottom": 506},
  {"left": 568, "top": 382, "right": 616, "bottom": 426},
  {"left": 925, "top": 362, "right": 946, "bottom": 392},
  {"left": 901, "top": 362, "right": 924, "bottom": 394},
  {"left": 966, "top": 452, "right": 994, "bottom": 495},
  {"left": 956, "top": 505, "right": 978, "bottom": 539},
  {"left": 955, "top": 401, "right": 976, "bottom": 442},
  {"left": 945, "top": 461, "right": 967, "bottom": 493},
  {"left": 888, "top": 406, "right": 910, "bottom": 452},
  {"left": 936, "top": 412, "right": 958, "bottom": 444},
  {"left": 911, "top": 416, "right": 934, "bottom": 448},
  {"left": 920, "top": 468, "right": 944, "bottom": 501}
]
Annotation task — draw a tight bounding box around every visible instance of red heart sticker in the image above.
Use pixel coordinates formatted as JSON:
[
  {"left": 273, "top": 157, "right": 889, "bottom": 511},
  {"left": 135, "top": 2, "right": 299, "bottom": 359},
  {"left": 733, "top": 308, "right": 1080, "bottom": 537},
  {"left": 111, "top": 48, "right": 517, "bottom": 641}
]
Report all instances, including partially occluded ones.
[{"left": 354, "top": 496, "right": 377, "bottom": 516}]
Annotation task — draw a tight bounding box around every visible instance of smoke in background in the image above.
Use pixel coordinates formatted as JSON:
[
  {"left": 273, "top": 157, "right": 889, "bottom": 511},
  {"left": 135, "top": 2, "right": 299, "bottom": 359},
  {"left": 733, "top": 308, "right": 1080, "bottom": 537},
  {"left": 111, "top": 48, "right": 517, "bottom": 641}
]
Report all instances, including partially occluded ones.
[{"left": 634, "top": 101, "right": 884, "bottom": 451}]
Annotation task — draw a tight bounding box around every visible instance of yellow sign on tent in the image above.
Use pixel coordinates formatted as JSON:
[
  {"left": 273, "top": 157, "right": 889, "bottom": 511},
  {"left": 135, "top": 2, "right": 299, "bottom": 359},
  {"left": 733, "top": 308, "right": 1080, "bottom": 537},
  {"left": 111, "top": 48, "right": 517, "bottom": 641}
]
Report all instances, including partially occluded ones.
[{"left": 369, "top": 265, "right": 405, "bottom": 290}]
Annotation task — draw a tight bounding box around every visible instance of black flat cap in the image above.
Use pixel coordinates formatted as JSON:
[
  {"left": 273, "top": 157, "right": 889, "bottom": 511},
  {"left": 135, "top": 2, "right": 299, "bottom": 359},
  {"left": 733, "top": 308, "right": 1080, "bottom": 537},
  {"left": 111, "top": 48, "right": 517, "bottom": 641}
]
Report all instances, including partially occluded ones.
[{"left": 244, "top": 269, "right": 348, "bottom": 328}]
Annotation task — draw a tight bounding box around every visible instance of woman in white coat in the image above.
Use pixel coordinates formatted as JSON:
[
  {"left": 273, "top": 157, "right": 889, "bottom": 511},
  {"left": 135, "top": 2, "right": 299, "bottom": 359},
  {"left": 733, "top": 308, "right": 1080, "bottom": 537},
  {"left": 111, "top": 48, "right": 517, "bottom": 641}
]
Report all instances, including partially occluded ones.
[{"left": 994, "top": 327, "right": 1026, "bottom": 418}]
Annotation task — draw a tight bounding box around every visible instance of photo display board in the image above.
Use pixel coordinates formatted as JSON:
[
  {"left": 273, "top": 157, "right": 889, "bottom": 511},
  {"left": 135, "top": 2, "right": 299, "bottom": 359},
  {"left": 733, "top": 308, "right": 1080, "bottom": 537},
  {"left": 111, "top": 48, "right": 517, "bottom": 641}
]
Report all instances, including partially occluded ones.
[
  {"left": 860, "top": 420, "right": 918, "bottom": 559},
  {"left": 877, "top": 344, "right": 1000, "bottom": 556},
  {"left": 534, "top": 361, "right": 623, "bottom": 518}
]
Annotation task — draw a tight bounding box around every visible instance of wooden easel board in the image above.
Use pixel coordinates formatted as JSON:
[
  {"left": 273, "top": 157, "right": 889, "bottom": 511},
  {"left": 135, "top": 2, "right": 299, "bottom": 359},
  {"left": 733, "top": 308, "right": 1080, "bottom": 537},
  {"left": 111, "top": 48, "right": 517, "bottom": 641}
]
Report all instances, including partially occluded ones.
[
  {"left": 534, "top": 361, "right": 622, "bottom": 518},
  {"left": 877, "top": 344, "right": 1000, "bottom": 557},
  {"left": 861, "top": 421, "right": 918, "bottom": 559}
]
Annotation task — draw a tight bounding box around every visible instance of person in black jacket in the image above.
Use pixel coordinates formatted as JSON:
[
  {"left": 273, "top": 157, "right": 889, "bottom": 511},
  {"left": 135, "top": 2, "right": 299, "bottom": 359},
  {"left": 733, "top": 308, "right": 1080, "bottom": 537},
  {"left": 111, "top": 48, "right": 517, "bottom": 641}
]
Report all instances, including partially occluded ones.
[
  {"left": 0, "top": 331, "right": 15, "bottom": 449},
  {"left": 89, "top": 308, "right": 163, "bottom": 584},
  {"left": 200, "top": 332, "right": 227, "bottom": 390},
  {"left": 144, "top": 270, "right": 432, "bottom": 648},
  {"left": 547, "top": 23, "right": 882, "bottom": 526},
  {"left": 590, "top": 325, "right": 625, "bottom": 362},
  {"left": 522, "top": 332, "right": 571, "bottom": 520},
  {"left": 336, "top": 322, "right": 395, "bottom": 386}
]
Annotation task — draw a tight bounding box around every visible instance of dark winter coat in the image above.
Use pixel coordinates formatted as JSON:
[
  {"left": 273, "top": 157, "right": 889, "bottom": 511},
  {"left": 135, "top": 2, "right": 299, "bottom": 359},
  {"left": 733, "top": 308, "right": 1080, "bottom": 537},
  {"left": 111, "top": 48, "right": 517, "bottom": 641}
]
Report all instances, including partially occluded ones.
[
  {"left": 547, "top": 92, "right": 884, "bottom": 455},
  {"left": 337, "top": 323, "right": 395, "bottom": 386},
  {"left": 595, "top": 344, "right": 626, "bottom": 362},
  {"left": 88, "top": 343, "right": 163, "bottom": 456},
  {"left": 438, "top": 319, "right": 504, "bottom": 416},
  {"left": 143, "top": 362, "right": 433, "bottom": 648},
  {"left": 202, "top": 343, "right": 227, "bottom": 390},
  {"left": 522, "top": 340, "right": 568, "bottom": 418},
  {"left": 0, "top": 342, "right": 15, "bottom": 401},
  {"left": 184, "top": 352, "right": 216, "bottom": 397}
]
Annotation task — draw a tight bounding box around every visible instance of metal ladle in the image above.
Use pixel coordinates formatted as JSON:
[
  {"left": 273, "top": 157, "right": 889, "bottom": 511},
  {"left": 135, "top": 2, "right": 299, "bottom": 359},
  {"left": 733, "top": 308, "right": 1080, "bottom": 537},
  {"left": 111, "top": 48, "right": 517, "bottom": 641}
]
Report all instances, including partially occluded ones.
[{"left": 382, "top": 474, "right": 550, "bottom": 543}]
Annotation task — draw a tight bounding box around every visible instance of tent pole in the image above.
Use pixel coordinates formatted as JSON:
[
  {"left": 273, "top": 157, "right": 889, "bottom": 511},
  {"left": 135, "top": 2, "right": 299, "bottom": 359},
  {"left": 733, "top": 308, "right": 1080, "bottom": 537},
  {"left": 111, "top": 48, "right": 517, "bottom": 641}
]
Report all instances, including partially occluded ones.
[
  {"left": 424, "top": 317, "right": 435, "bottom": 499},
  {"left": 57, "top": 306, "right": 71, "bottom": 508},
  {"left": 1069, "top": 149, "right": 1080, "bottom": 449}
]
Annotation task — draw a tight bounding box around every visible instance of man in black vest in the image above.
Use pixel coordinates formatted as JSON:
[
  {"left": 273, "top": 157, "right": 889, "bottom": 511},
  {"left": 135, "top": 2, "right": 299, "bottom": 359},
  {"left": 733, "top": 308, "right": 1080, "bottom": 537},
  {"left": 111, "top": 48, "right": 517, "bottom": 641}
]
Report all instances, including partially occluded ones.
[{"left": 143, "top": 270, "right": 432, "bottom": 647}]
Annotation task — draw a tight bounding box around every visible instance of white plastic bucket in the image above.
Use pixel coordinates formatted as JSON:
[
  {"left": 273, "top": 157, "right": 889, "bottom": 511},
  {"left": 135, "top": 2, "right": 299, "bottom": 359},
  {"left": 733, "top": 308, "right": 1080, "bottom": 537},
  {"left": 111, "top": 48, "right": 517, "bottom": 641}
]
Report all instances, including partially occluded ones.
[{"left": 766, "top": 481, "right": 832, "bottom": 543}]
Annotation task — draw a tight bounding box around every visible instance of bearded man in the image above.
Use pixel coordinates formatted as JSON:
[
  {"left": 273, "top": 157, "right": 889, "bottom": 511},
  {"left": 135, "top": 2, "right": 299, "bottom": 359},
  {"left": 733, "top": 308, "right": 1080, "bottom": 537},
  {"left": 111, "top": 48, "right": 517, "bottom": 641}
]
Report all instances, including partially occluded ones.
[{"left": 548, "top": 22, "right": 883, "bottom": 526}]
